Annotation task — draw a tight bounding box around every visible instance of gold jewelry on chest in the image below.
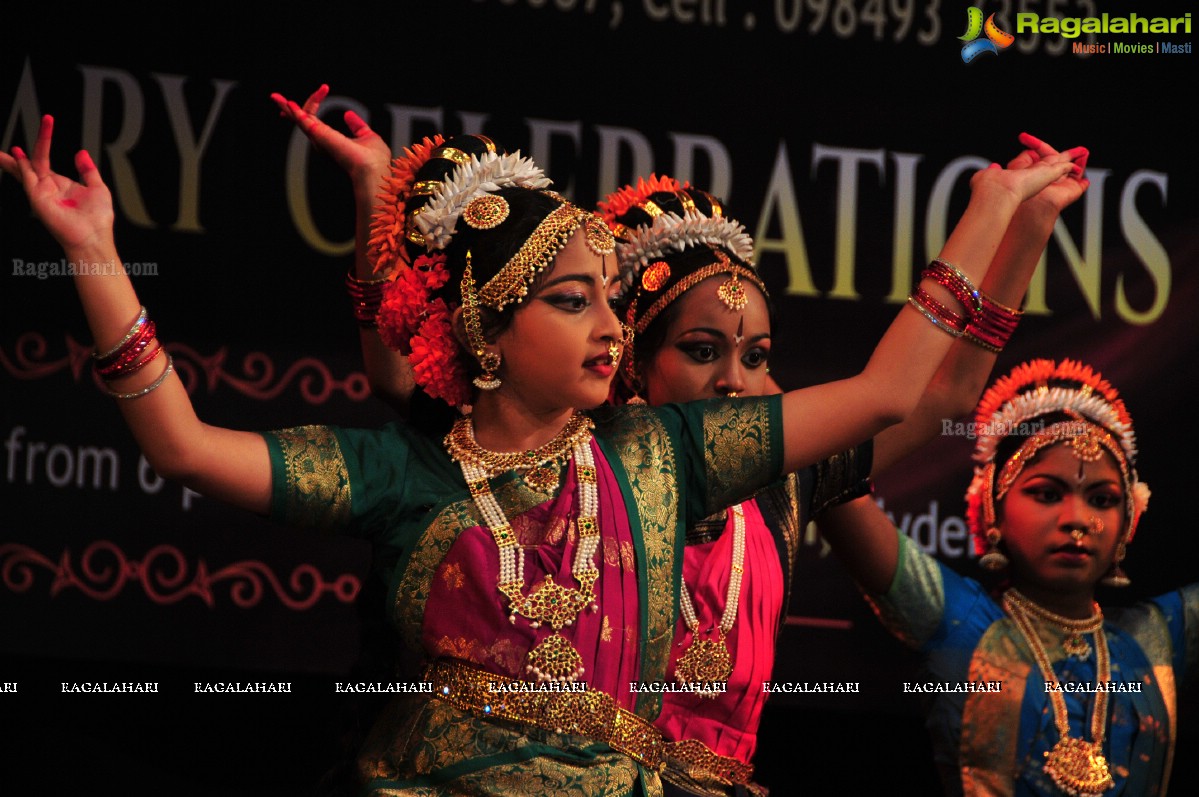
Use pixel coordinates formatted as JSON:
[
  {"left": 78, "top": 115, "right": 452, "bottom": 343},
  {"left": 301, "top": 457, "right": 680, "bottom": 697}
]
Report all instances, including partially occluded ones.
[
  {"left": 1003, "top": 589, "right": 1114, "bottom": 796},
  {"left": 447, "top": 413, "right": 601, "bottom": 683},
  {"left": 674, "top": 503, "right": 746, "bottom": 698}
]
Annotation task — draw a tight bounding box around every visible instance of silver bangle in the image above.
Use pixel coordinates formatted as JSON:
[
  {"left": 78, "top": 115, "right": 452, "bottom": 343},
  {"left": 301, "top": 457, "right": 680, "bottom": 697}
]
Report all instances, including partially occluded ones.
[
  {"left": 106, "top": 354, "right": 174, "bottom": 399},
  {"left": 94, "top": 306, "right": 148, "bottom": 360},
  {"left": 906, "top": 295, "right": 963, "bottom": 337}
]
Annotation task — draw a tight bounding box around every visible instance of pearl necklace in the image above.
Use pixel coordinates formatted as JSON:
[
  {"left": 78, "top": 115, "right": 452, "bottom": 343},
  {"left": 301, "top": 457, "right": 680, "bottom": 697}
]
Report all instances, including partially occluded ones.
[
  {"left": 449, "top": 414, "right": 601, "bottom": 683},
  {"left": 1003, "top": 590, "right": 1113, "bottom": 796},
  {"left": 673, "top": 503, "right": 746, "bottom": 698}
]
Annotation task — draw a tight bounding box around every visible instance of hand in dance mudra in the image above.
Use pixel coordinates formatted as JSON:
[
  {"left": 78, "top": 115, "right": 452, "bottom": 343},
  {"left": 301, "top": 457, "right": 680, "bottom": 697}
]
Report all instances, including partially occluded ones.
[
  {"left": 0, "top": 116, "right": 114, "bottom": 252},
  {"left": 271, "top": 83, "right": 392, "bottom": 186},
  {"left": 1010, "top": 132, "right": 1090, "bottom": 216}
]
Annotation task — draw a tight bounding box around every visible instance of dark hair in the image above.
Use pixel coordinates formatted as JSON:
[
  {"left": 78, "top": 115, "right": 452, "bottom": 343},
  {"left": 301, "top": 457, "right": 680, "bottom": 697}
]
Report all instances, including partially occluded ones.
[
  {"left": 402, "top": 137, "right": 567, "bottom": 370},
  {"left": 605, "top": 186, "right": 772, "bottom": 383},
  {"left": 634, "top": 246, "right": 775, "bottom": 366}
]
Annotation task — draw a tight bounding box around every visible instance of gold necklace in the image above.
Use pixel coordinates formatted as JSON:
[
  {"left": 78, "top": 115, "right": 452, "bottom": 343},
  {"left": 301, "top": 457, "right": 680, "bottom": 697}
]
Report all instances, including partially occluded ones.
[
  {"left": 1003, "top": 590, "right": 1114, "bottom": 796},
  {"left": 445, "top": 411, "right": 594, "bottom": 492},
  {"left": 1005, "top": 588, "right": 1102, "bottom": 660},
  {"left": 673, "top": 504, "right": 745, "bottom": 698},
  {"left": 447, "top": 414, "right": 601, "bottom": 683}
]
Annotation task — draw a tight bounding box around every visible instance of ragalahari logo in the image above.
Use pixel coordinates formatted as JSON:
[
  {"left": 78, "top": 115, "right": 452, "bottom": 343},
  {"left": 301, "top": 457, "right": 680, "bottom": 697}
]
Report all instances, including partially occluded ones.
[{"left": 959, "top": 8, "right": 1015, "bottom": 62}]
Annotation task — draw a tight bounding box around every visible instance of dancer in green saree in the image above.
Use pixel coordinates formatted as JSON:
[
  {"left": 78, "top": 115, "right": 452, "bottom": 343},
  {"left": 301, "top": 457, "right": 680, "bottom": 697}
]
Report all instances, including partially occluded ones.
[{"left": 3, "top": 108, "right": 1081, "bottom": 795}]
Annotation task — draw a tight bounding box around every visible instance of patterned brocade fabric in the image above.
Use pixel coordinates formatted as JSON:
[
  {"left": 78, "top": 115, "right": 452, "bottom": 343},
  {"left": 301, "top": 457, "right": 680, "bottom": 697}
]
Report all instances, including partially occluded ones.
[
  {"left": 866, "top": 531, "right": 946, "bottom": 649},
  {"left": 259, "top": 398, "right": 785, "bottom": 797},
  {"left": 810, "top": 441, "right": 873, "bottom": 517},
  {"left": 263, "top": 424, "right": 352, "bottom": 531},
  {"left": 865, "top": 531, "right": 1194, "bottom": 797},
  {"left": 358, "top": 694, "right": 646, "bottom": 796},
  {"left": 697, "top": 397, "right": 783, "bottom": 518}
]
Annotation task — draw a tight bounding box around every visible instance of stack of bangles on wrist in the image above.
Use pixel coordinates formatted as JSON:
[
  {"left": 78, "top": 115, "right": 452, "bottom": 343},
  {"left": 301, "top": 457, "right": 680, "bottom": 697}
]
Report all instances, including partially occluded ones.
[
  {"left": 93, "top": 305, "right": 174, "bottom": 399},
  {"left": 345, "top": 269, "right": 390, "bottom": 329},
  {"left": 907, "top": 258, "right": 1022, "bottom": 352}
]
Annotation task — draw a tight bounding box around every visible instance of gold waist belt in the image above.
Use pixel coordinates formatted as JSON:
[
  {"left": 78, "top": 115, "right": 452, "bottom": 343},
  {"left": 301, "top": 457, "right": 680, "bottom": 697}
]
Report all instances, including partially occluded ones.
[
  {"left": 664, "top": 738, "right": 755, "bottom": 788},
  {"left": 426, "top": 659, "right": 664, "bottom": 770}
]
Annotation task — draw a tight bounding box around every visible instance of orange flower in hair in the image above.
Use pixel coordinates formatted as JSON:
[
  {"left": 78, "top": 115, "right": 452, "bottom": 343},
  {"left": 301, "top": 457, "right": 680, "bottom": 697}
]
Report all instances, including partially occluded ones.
[
  {"left": 410, "top": 309, "right": 471, "bottom": 408},
  {"left": 597, "top": 174, "right": 688, "bottom": 226},
  {"left": 368, "top": 134, "right": 446, "bottom": 274}
]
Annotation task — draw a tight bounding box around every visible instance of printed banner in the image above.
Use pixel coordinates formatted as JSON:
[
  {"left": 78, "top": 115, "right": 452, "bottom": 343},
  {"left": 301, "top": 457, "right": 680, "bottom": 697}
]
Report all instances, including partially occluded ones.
[{"left": 2, "top": 1, "right": 1194, "bottom": 793}]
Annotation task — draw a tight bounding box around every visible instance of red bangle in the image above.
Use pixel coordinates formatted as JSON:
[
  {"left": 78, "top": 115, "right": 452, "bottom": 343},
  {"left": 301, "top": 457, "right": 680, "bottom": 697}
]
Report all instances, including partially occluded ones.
[
  {"left": 912, "top": 287, "right": 968, "bottom": 332},
  {"left": 922, "top": 259, "right": 982, "bottom": 318},
  {"left": 103, "top": 343, "right": 165, "bottom": 380},
  {"left": 346, "top": 269, "right": 388, "bottom": 329},
  {"left": 963, "top": 293, "right": 1023, "bottom": 352},
  {"left": 96, "top": 321, "right": 157, "bottom": 376}
]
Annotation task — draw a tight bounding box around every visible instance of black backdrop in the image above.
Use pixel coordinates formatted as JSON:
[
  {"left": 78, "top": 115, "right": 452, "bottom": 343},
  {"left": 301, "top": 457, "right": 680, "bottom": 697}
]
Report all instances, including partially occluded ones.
[{"left": 2, "top": 1, "right": 1196, "bottom": 794}]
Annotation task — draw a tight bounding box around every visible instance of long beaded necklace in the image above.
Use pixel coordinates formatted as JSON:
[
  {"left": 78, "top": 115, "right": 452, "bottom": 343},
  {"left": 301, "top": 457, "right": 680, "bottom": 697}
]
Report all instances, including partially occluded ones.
[
  {"left": 1003, "top": 589, "right": 1114, "bottom": 796},
  {"left": 447, "top": 413, "right": 601, "bottom": 683},
  {"left": 673, "top": 503, "right": 746, "bottom": 698}
]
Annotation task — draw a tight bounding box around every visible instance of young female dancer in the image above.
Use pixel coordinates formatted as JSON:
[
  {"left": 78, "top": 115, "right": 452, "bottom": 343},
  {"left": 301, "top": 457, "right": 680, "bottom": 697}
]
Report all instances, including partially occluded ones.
[
  {"left": 597, "top": 156, "right": 1086, "bottom": 796},
  {"left": 3, "top": 107, "right": 1079, "bottom": 795},
  {"left": 820, "top": 357, "right": 1194, "bottom": 796}
]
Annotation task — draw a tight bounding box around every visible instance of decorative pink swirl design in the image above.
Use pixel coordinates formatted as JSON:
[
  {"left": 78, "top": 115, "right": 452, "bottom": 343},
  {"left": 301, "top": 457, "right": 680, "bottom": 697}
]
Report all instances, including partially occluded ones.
[
  {"left": 1, "top": 332, "right": 371, "bottom": 404},
  {"left": 1, "top": 541, "right": 361, "bottom": 610}
]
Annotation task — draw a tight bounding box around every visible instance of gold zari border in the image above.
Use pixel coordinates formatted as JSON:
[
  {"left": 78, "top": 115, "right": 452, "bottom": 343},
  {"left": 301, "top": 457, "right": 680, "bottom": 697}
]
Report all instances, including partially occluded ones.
[
  {"left": 426, "top": 659, "right": 665, "bottom": 770},
  {"left": 664, "top": 738, "right": 755, "bottom": 788}
]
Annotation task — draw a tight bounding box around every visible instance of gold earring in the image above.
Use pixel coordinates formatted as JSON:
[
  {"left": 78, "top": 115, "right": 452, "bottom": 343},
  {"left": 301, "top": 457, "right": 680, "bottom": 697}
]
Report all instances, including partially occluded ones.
[
  {"left": 625, "top": 375, "right": 647, "bottom": 405},
  {"left": 1099, "top": 541, "right": 1130, "bottom": 588},
  {"left": 979, "top": 527, "right": 1009, "bottom": 571},
  {"left": 473, "top": 351, "right": 502, "bottom": 390}
]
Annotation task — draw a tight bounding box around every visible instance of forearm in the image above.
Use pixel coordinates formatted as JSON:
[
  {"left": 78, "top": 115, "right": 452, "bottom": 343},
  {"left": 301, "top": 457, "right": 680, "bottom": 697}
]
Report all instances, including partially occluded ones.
[
  {"left": 781, "top": 187, "right": 1022, "bottom": 473},
  {"left": 68, "top": 242, "right": 272, "bottom": 513},
  {"left": 817, "top": 494, "right": 900, "bottom": 594},
  {"left": 873, "top": 199, "right": 1056, "bottom": 472},
  {"left": 859, "top": 182, "right": 1021, "bottom": 417},
  {"left": 349, "top": 163, "right": 417, "bottom": 411}
]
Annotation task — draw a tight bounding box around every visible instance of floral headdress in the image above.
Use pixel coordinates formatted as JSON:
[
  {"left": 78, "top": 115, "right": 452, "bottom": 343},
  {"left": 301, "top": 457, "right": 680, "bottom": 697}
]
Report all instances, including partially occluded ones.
[
  {"left": 599, "top": 175, "right": 764, "bottom": 388},
  {"left": 600, "top": 174, "right": 756, "bottom": 301},
  {"left": 965, "top": 359, "right": 1150, "bottom": 555},
  {"left": 373, "top": 138, "right": 614, "bottom": 407},
  {"left": 368, "top": 135, "right": 446, "bottom": 275}
]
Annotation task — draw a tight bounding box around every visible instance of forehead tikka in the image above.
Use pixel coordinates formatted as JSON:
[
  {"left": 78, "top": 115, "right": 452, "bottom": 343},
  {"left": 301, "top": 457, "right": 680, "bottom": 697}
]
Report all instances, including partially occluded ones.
[
  {"left": 631, "top": 252, "right": 767, "bottom": 335},
  {"left": 476, "top": 201, "right": 615, "bottom": 311},
  {"left": 994, "top": 418, "right": 1124, "bottom": 502}
]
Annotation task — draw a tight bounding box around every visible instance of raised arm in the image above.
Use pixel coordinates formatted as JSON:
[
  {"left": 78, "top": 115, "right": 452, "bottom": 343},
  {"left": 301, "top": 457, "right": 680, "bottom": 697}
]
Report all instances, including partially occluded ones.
[
  {"left": 778, "top": 148, "right": 1083, "bottom": 475},
  {"left": 872, "top": 134, "right": 1090, "bottom": 472},
  {"left": 1, "top": 116, "right": 272, "bottom": 513},
  {"left": 817, "top": 136, "right": 1090, "bottom": 592},
  {"left": 272, "top": 85, "right": 416, "bottom": 412}
]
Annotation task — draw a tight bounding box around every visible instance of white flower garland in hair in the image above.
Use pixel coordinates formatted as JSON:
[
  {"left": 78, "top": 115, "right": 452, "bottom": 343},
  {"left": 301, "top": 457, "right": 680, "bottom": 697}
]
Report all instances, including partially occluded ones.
[
  {"left": 615, "top": 210, "right": 756, "bottom": 296},
  {"left": 971, "top": 386, "right": 1138, "bottom": 467},
  {"left": 415, "top": 151, "right": 552, "bottom": 251}
]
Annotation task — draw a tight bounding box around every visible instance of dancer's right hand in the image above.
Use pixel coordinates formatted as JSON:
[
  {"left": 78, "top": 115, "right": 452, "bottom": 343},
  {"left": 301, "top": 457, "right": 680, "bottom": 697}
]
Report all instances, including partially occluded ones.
[
  {"left": 968, "top": 147, "right": 1084, "bottom": 208},
  {"left": 1, "top": 115, "right": 115, "bottom": 253}
]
